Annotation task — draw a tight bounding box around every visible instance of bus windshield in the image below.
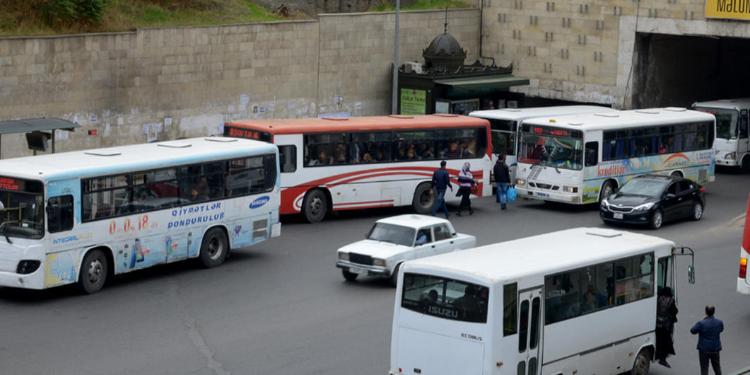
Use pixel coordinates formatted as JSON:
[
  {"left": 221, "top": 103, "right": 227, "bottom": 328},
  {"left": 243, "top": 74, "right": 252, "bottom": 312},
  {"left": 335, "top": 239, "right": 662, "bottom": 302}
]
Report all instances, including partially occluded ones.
[
  {"left": 0, "top": 177, "right": 44, "bottom": 239},
  {"left": 694, "top": 107, "right": 737, "bottom": 139},
  {"left": 367, "top": 223, "right": 415, "bottom": 246},
  {"left": 520, "top": 125, "right": 584, "bottom": 170},
  {"left": 401, "top": 273, "right": 489, "bottom": 323}
]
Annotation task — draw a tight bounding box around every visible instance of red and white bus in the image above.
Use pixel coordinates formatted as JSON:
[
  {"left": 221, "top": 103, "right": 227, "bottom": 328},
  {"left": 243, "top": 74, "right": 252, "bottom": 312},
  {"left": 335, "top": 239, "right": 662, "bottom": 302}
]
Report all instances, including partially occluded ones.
[
  {"left": 737, "top": 193, "right": 750, "bottom": 295},
  {"left": 224, "top": 115, "right": 492, "bottom": 222}
]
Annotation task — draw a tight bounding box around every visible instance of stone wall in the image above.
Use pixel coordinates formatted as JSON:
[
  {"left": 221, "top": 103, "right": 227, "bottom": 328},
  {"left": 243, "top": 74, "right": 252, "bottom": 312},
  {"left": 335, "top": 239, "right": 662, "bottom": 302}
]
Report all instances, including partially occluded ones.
[
  {"left": 0, "top": 9, "right": 479, "bottom": 158},
  {"left": 483, "top": 0, "right": 750, "bottom": 108}
]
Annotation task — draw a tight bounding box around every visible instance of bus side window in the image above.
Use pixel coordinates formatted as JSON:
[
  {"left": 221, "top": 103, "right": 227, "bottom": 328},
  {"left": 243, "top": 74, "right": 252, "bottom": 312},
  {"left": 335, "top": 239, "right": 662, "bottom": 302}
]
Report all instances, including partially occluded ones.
[
  {"left": 503, "top": 283, "right": 518, "bottom": 336},
  {"left": 279, "top": 145, "right": 297, "bottom": 173},
  {"left": 657, "top": 256, "right": 673, "bottom": 292},
  {"left": 47, "top": 195, "right": 74, "bottom": 233},
  {"left": 585, "top": 142, "right": 598, "bottom": 167}
]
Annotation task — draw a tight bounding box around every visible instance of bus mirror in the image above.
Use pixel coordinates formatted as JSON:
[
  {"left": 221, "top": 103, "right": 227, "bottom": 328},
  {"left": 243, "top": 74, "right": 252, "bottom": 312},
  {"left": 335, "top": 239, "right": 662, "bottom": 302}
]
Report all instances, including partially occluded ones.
[
  {"left": 688, "top": 265, "right": 696, "bottom": 284},
  {"left": 0, "top": 201, "right": 4, "bottom": 211}
]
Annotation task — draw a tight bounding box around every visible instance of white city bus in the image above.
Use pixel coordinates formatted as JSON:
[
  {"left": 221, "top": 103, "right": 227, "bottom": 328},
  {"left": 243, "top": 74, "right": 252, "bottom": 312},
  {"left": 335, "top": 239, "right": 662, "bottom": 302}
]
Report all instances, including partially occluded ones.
[
  {"left": 390, "top": 227, "right": 695, "bottom": 375},
  {"left": 0, "top": 137, "right": 280, "bottom": 293},
  {"left": 224, "top": 115, "right": 492, "bottom": 222},
  {"left": 692, "top": 98, "right": 750, "bottom": 170},
  {"left": 469, "top": 106, "right": 615, "bottom": 180},
  {"left": 515, "top": 108, "right": 716, "bottom": 204},
  {"left": 737, "top": 193, "right": 750, "bottom": 295}
]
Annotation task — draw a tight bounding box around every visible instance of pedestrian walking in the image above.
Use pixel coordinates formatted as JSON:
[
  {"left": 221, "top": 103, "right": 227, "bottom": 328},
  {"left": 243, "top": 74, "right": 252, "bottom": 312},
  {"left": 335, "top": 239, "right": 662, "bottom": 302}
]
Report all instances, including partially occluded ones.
[
  {"left": 655, "top": 287, "right": 678, "bottom": 367},
  {"left": 691, "top": 305, "right": 724, "bottom": 375},
  {"left": 456, "top": 162, "right": 475, "bottom": 216},
  {"left": 493, "top": 156, "right": 511, "bottom": 210},
  {"left": 431, "top": 160, "right": 452, "bottom": 218}
]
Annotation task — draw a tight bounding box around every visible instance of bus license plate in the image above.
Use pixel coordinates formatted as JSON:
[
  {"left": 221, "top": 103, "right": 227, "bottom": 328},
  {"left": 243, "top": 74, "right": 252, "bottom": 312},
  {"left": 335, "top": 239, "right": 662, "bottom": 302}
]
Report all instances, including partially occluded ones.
[
  {"left": 613, "top": 213, "right": 624, "bottom": 219},
  {"left": 349, "top": 267, "right": 367, "bottom": 275}
]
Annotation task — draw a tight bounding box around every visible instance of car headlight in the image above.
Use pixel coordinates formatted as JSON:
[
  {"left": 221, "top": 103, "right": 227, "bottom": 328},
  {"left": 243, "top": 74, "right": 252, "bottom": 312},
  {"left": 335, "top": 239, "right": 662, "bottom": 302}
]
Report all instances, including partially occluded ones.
[
  {"left": 516, "top": 178, "right": 526, "bottom": 187},
  {"left": 373, "top": 258, "right": 386, "bottom": 267},
  {"left": 725, "top": 152, "right": 737, "bottom": 160},
  {"left": 562, "top": 186, "right": 578, "bottom": 193},
  {"left": 633, "top": 202, "right": 655, "bottom": 212},
  {"left": 600, "top": 198, "right": 609, "bottom": 208},
  {"left": 338, "top": 252, "right": 349, "bottom": 261}
]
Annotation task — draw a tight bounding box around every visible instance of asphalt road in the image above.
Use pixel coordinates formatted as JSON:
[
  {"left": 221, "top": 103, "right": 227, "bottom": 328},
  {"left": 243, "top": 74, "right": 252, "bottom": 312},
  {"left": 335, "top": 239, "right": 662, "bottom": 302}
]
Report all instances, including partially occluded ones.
[{"left": 1, "top": 171, "right": 749, "bottom": 375}]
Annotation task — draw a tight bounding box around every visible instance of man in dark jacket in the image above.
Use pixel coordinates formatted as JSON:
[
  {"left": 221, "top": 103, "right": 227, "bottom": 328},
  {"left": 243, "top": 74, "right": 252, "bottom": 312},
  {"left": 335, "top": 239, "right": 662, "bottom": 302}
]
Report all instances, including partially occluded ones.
[
  {"left": 691, "top": 305, "right": 724, "bottom": 375},
  {"left": 431, "top": 160, "right": 452, "bottom": 218},
  {"left": 493, "top": 156, "right": 511, "bottom": 210}
]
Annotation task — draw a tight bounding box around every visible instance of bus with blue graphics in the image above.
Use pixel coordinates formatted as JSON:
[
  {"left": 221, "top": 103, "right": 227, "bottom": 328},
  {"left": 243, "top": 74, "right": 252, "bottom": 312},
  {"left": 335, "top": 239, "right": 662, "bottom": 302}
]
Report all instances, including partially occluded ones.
[{"left": 0, "top": 137, "right": 280, "bottom": 294}]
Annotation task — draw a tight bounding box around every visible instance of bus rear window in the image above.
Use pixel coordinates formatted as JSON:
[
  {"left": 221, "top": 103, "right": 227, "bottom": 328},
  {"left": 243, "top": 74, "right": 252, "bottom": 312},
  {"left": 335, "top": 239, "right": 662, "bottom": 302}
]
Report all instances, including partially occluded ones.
[{"left": 401, "top": 273, "right": 489, "bottom": 323}]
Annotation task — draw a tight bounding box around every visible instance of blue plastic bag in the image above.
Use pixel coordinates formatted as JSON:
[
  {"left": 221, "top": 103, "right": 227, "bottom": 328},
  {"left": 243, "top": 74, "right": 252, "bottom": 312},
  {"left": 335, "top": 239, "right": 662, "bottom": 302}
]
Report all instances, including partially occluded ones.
[{"left": 506, "top": 186, "right": 517, "bottom": 202}]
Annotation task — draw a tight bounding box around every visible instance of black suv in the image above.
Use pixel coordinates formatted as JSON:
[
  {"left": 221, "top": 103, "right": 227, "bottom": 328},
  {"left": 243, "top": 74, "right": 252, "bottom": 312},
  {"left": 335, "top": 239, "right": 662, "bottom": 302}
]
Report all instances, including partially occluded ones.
[{"left": 600, "top": 174, "right": 705, "bottom": 229}]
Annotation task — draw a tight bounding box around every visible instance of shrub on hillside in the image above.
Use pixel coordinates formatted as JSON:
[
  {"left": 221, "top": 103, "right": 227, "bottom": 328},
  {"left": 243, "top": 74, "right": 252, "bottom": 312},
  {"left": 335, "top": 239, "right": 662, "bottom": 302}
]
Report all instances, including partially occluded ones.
[{"left": 41, "top": 0, "right": 106, "bottom": 26}]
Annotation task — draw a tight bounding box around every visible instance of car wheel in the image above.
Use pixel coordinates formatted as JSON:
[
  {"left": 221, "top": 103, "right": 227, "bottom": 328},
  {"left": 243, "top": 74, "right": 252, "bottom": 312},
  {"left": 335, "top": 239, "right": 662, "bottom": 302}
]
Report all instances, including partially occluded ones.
[
  {"left": 199, "top": 227, "right": 228, "bottom": 268},
  {"left": 303, "top": 189, "right": 328, "bottom": 223},
  {"left": 692, "top": 201, "right": 704, "bottom": 221},
  {"left": 650, "top": 209, "right": 663, "bottom": 230},
  {"left": 629, "top": 348, "right": 651, "bottom": 375},
  {"left": 599, "top": 180, "right": 615, "bottom": 204},
  {"left": 390, "top": 263, "right": 402, "bottom": 287},
  {"left": 412, "top": 183, "right": 435, "bottom": 215},
  {"left": 342, "top": 268, "right": 358, "bottom": 282},
  {"left": 78, "top": 249, "right": 108, "bottom": 294}
]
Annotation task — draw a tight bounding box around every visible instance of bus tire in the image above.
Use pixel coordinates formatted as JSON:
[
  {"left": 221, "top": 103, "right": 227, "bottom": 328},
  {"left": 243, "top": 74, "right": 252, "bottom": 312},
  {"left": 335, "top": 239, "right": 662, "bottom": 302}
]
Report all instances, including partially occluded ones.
[
  {"left": 390, "top": 263, "right": 402, "bottom": 287},
  {"left": 630, "top": 348, "right": 652, "bottom": 375},
  {"left": 412, "top": 182, "right": 435, "bottom": 215},
  {"left": 78, "top": 248, "right": 109, "bottom": 294},
  {"left": 303, "top": 189, "right": 328, "bottom": 223},
  {"left": 670, "top": 170, "right": 683, "bottom": 178},
  {"left": 199, "top": 227, "right": 228, "bottom": 268},
  {"left": 742, "top": 155, "right": 750, "bottom": 172},
  {"left": 599, "top": 180, "right": 616, "bottom": 203},
  {"left": 342, "top": 268, "right": 358, "bottom": 282},
  {"left": 650, "top": 209, "right": 664, "bottom": 230}
]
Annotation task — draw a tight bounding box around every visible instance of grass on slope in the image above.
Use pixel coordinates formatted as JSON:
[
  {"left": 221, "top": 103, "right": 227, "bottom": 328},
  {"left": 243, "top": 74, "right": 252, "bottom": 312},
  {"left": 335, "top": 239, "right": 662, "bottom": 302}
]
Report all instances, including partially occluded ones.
[{"left": 371, "top": 0, "right": 471, "bottom": 12}]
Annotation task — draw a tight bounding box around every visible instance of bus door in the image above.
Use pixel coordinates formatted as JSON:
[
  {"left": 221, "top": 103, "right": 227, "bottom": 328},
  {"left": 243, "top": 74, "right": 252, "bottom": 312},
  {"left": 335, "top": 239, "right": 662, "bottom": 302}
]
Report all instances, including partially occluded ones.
[
  {"left": 657, "top": 255, "right": 674, "bottom": 301},
  {"left": 740, "top": 109, "right": 749, "bottom": 164},
  {"left": 516, "top": 287, "right": 543, "bottom": 375}
]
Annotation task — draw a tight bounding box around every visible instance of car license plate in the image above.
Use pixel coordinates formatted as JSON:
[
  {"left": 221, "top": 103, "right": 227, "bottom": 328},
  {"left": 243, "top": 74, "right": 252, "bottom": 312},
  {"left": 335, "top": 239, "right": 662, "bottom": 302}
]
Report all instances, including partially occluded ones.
[
  {"left": 349, "top": 267, "right": 367, "bottom": 275},
  {"left": 535, "top": 192, "right": 549, "bottom": 197},
  {"left": 613, "top": 213, "right": 624, "bottom": 219}
]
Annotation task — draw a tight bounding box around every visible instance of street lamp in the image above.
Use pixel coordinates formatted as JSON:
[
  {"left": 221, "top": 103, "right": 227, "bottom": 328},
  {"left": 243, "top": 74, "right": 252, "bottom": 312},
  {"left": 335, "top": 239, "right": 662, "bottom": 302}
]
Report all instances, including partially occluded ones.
[{"left": 391, "top": 0, "right": 400, "bottom": 114}]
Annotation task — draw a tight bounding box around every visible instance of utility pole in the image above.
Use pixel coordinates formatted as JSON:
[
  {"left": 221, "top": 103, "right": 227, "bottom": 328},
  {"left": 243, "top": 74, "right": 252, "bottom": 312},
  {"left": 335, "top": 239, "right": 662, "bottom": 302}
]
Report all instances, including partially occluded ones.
[{"left": 391, "top": 0, "right": 400, "bottom": 114}]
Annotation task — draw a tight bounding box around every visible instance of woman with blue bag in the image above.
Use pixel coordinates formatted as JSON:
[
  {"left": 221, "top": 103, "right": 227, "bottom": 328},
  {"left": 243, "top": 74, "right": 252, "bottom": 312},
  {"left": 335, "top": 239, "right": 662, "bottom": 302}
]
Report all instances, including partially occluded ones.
[{"left": 493, "top": 156, "right": 512, "bottom": 210}]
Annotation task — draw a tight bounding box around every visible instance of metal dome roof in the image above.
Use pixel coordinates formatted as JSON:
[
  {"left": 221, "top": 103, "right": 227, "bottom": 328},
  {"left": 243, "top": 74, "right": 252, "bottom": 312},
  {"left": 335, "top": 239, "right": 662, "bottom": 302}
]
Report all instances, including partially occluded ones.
[{"left": 422, "top": 32, "right": 466, "bottom": 72}]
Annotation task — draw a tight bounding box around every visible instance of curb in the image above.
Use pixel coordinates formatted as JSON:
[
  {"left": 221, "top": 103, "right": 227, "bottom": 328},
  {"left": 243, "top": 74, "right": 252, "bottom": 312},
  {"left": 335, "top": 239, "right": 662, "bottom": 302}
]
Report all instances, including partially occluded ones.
[{"left": 732, "top": 366, "right": 750, "bottom": 375}]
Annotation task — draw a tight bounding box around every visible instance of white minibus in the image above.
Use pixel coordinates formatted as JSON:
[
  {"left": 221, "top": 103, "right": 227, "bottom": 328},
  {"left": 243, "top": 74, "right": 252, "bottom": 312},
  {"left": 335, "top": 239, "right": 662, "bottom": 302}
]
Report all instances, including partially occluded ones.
[
  {"left": 692, "top": 98, "right": 750, "bottom": 170},
  {"left": 390, "top": 227, "right": 695, "bottom": 375}
]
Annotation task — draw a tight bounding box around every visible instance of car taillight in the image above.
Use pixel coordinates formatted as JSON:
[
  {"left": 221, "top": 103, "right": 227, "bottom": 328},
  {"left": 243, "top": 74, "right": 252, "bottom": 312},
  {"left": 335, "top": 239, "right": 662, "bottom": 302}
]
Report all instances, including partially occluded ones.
[
  {"left": 740, "top": 257, "right": 747, "bottom": 279},
  {"left": 699, "top": 186, "right": 705, "bottom": 193}
]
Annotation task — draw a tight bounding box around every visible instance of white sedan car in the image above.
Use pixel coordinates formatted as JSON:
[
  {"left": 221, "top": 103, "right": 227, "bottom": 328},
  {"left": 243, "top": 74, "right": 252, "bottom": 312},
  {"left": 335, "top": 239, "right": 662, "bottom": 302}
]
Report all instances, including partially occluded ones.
[{"left": 336, "top": 215, "right": 476, "bottom": 285}]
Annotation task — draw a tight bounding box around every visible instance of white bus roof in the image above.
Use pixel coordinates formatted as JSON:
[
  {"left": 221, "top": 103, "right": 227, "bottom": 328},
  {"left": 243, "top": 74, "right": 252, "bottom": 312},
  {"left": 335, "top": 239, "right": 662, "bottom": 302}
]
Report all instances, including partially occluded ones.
[
  {"left": 693, "top": 98, "right": 750, "bottom": 111},
  {"left": 0, "top": 137, "right": 276, "bottom": 181},
  {"left": 522, "top": 107, "right": 715, "bottom": 132},
  {"left": 469, "top": 106, "right": 616, "bottom": 121},
  {"left": 404, "top": 227, "right": 674, "bottom": 285}
]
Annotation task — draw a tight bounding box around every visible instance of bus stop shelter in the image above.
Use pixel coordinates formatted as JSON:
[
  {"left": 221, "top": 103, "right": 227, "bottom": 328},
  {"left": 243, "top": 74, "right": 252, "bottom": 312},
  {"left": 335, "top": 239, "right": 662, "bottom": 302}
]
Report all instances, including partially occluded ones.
[{"left": 0, "top": 118, "right": 79, "bottom": 158}]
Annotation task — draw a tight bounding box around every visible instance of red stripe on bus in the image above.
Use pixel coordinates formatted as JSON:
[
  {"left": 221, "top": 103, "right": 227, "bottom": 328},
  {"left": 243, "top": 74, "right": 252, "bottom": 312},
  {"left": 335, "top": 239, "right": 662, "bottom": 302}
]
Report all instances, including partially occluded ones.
[
  {"left": 334, "top": 203, "right": 395, "bottom": 211},
  {"left": 334, "top": 200, "right": 394, "bottom": 207}
]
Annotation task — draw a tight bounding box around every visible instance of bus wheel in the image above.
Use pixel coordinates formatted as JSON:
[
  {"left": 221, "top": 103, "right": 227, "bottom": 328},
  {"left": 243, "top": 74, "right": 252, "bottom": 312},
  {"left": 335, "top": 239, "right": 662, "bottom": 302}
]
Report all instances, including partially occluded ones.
[
  {"left": 599, "top": 181, "right": 616, "bottom": 203},
  {"left": 650, "top": 209, "right": 664, "bottom": 230},
  {"left": 342, "top": 269, "right": 358, "bottom": 282},
  {"left": 670, "top": 171, "right": 683, "bottom": 178},
  {"left": 630, "top": 348, "right": 651, "bottom": 375},
  {"left": 303, "top": 189, "right": 328, "bottom": 223},
  {"left": 412, "top": 183, "right": 435, "bottom": 215},
  {"left": 78, "top": 249, "right": 109, "bottom": 294},
  {"left": 742, "top": 155, "right": 750, "bottom": 172},
  {"left": 199, "top": 227, "right": 228, "bottom": 268}
]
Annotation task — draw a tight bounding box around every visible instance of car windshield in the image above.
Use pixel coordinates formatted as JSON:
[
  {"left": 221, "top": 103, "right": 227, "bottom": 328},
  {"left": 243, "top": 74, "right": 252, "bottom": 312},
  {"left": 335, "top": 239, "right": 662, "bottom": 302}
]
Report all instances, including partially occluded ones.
[
  {"left": 695, "top": 107, "right": 737, "bottom": 139},
  {"left": 401, "top": 273, "right": 489, "bottom": 323},
  {"left": 519, "top": 125, "right": 584, "bottom": 170},
  {"left": 618, "top": 178, "right": 666, "bottom": 198},
  {"left": 0, "top": 177, "right": 45, "bottom": 239},
  {"left": 367, "top": 222, "right": 415, "bottom": 246}
]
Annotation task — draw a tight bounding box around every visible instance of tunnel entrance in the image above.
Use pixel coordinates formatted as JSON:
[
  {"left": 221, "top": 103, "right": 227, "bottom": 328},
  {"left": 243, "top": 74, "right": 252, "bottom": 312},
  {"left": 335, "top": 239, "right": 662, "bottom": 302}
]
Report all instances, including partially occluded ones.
[{"left": 632, "top": 33, "right": 750, "bottom": 108}]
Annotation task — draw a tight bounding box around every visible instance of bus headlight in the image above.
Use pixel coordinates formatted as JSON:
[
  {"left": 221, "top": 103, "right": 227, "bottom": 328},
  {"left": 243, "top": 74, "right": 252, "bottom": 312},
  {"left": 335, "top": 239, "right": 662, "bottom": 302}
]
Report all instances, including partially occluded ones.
[
  {"left": 338, "top": 252, "right": 349, "bottom": 261},
  {"left": 562, "top": 186, "right": 578, "bottom": 193},
  {"left": 373, "top": 258, "right": 386, "bottom": 267},
  {"left": 516, "top": 178, "right": 526, "bottom": 187},
  {"left": 633, "top": 202, "right": 655, "bottom": 212},
  {"left": 724, "top": 152, "right": 736, "bottom": 160}
]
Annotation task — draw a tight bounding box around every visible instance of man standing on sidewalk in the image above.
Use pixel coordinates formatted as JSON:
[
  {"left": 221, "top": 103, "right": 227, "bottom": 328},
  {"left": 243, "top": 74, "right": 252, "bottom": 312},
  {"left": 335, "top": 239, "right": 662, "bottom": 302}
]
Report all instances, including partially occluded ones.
[
  {"left": 431, "top": 160, "right": 452, "bottom": 218},
  {"left": 690, "top": 305, "right": 724, "bottom": 375}
]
